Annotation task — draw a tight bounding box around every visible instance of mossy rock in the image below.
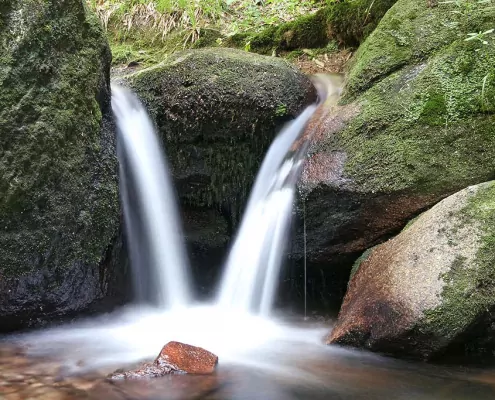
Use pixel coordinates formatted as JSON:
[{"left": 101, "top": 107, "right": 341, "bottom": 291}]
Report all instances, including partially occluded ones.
[
  {"left": 328, "top": 182, "right": 495, "bottom": 361},
  {"left": 0, "top": 0, "right": 120, "bottom": 330},
  {"left": 120, "top": 47, "right": 316, "bottom": 254},
  {"left": 225, "top": 0, "right": 398, "bottom": 55},
  {"left": 326, "top": 0, "right": 399, "bottom": 46},
  {"left": 294, "top": 0, "right": 495, "bottom": 276}
]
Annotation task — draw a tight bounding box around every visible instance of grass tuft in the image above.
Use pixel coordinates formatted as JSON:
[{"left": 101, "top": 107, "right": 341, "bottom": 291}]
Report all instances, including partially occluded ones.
[{"left": 87, "top": 0, "right": 323, "bottom": 45}]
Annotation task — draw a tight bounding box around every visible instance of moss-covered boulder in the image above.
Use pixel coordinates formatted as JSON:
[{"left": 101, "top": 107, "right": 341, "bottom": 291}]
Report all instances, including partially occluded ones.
[
  {"left": 226, "top": 0, "right": 398, "bottom": 54},
  {"left": 120, "top": 48, "right": 315, "bottom": 281},
  {"left": 294, "top": 0, "right": 495, "bottom": 289},
  {"left": 0, "top": 0, "right": 120, "bottom": 330},
  {"left": 328, "top": 182, "right": 495, "bottom": 361}
]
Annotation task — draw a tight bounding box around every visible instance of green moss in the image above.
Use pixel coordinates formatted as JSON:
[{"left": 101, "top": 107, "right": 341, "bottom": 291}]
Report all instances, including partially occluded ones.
[
  {"left": 0, "top": 0, "right": 119, "bottom": 276},
  {"left": 421, "top": 183, "right": 495, "bottom": 344},
  {"left": 109, "top": 28, "right": 223, "bottom": 67},
  {"left": 108, "top": 29, "right": 202, "bottom": 67},
  {"left": 224, "top": 0, "right": 397, "bottom": 56},
  {"left": 191, "top": 28, "right": 223, "bottom": 48},
  {"left": 419, "top": 92, "right": 447, "bottom": 126},
  {"left": 343, "top": 0, "right": 493, "bottom": 100},
  {"left": 275, "top": 11, "right": 329, "bottom": 50},
  {"left": 326, "top": 0, "right": 399, "bottom": 46},
  {"left": 325, "top": 0, "right": 495, "bottom": 197}
]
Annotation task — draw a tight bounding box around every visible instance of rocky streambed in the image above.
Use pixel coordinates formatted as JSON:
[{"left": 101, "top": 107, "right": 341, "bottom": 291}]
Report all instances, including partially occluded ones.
[{"left": 1, "top": 339, "right": 495, "bottom": 400}]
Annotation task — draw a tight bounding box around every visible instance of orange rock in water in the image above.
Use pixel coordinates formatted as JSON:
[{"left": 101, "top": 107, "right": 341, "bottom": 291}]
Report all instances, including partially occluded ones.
[{"left": 157, "top": 342, "right": 218, "bottom": 375}]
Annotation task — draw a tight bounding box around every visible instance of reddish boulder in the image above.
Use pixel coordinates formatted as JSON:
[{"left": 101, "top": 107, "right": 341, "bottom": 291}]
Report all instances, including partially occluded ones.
[
  {"left": 110, "top": 342, "right": 218, "bottom": 379},
  {"left": 158, "top": 342, "right": 218, "bottom": 375},
  {"left": 327, "top": 182, "right": 495, "bottom": 361}
]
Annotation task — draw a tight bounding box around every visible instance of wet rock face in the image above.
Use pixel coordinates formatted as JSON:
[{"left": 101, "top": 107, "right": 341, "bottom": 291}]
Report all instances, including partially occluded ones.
[
  {"left": 293, "top": 0, "right": 495, "bottom": 283},
  {"left": 111, "top": 342, "right": 218, "bottom": 379},
  {"left": 0, "top": 0, "right": 121, "bottom": 331},
  {"left": 122, "top": 48, "right": 317, "bottom": 275},
  {"left": 328, "top": 182, "right": 495, "bottom": 361}
]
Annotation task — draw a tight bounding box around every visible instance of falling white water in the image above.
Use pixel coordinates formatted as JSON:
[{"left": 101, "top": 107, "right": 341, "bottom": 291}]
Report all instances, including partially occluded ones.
[
  {"left": 218, "top": 73, "right": 343, "bottom": 316},
  {"left": 14, "top": 75, "right": 345, "bottom": 378},
  {"left": 112, "top": 84, "right": 191, "bottom": 309},
  {"left": 217, "top": 105, "right": 317, "bottom": 315}
]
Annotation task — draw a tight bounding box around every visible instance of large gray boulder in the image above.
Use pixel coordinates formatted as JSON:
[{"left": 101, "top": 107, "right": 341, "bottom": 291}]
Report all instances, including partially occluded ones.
[
  {"left": 0, "top": 0, "right": 120, "bottom": 330},
  {"left": 328, "top": 182, "right": 495, "bottom": 361}
]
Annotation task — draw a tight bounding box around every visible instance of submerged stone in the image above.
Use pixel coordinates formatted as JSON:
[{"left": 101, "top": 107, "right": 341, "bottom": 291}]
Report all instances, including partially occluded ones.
[
  {"left": 0, "top": 0, "right": 121, "bottom": 330},
  {"left": 328, "top": 182, "right": 495, "bottom": 361}
]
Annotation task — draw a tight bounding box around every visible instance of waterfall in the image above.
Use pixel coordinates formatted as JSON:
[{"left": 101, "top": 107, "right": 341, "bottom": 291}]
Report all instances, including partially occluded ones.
[
  {"left": 216, "top": 106, "right": 316, "bottom": 315},
  {"left": 111, "top": 84, "right": 192, "bottom": 309},
  {"left": 111, "top": 75, "right": 341, "bottom": 316},
  {"left": 17, "top": 75, "right": 344, "bottom": 373},
  {"left": 217, "top": 74, "right": 342, "bottom": 316}
]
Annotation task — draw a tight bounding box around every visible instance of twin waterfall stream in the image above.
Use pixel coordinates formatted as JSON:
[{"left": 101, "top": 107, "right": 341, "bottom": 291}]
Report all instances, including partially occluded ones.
[
  {"left": 113, "top": 74, "right": 341, "bottom": 317},
  {"left": 17, "top": 75, "right": 344, "bottom": 375}
]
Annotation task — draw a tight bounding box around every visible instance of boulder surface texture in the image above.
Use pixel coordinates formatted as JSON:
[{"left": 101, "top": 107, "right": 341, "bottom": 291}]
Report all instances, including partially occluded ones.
[
  {"left": 0, "top": 0, "right": 120, "bottom": 330},
  {"left": 328, "top": 182, "right": 495, "bottom": 361}
]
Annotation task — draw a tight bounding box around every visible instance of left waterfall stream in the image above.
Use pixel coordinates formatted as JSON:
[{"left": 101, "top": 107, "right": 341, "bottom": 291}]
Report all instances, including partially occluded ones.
[{"left": 112, "top": 84, "right": 192, "bottom": 309}]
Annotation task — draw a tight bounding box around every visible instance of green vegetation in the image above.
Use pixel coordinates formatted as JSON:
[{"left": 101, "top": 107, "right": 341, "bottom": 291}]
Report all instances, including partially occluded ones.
[
  {"left": 224, "top": 0, "right": 398, "bottom": 55},
  {"left": 88, "top": 0, "right": 320, "bottom": 38},
  {"left": 87, "top": 0, "right": 324, "bottom": 64},
  {"left": 87, "top": 0, "right": 399, "bottom": 65}
]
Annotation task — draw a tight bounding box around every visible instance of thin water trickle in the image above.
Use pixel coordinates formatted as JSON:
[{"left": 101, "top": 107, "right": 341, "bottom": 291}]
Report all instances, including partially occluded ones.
[{"left": 304, "top": 200, "right": 308, "bottom": 321}]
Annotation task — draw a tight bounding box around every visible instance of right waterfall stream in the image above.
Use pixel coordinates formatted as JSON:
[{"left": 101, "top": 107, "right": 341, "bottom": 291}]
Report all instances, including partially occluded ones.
[{"left": 217, "top": 74, "right": 344, "bottom": 316}]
